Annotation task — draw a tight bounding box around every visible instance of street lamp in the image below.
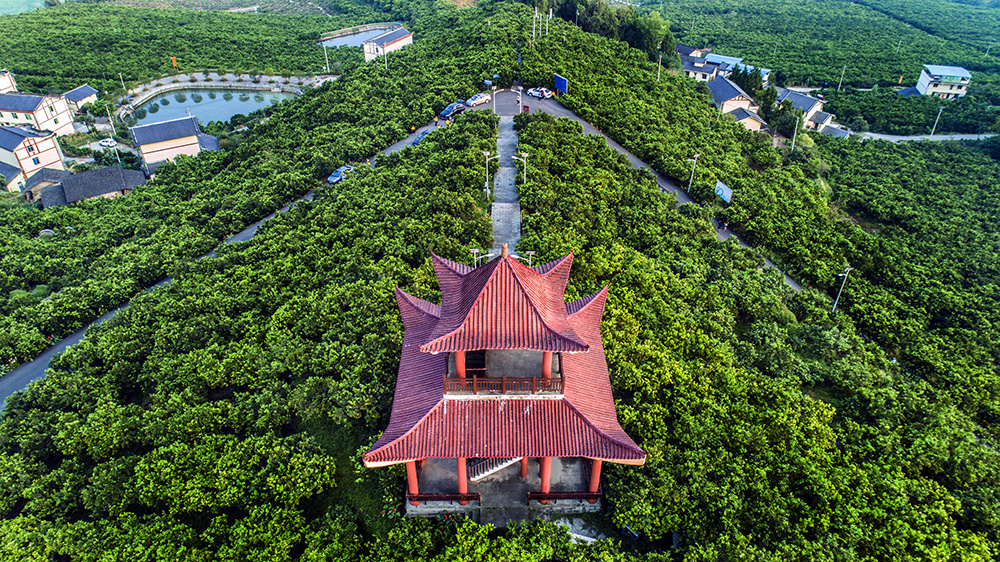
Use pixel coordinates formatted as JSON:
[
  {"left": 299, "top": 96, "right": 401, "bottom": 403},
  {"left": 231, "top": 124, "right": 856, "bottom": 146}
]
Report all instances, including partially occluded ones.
[
  {"left": 831, "top": 267, "right": 854, "bottom": 312},
  {"left": 687, "top": 153, "right": 699, "bottom": 192},
  {"left": 511, "top": 152, "right": 529, "bottom": 183},
  {"left": 483, "top": 150, "right": 499, "bottom": 198},
  {"left": 517, "top": 85, "right": 523, "bottom": 113}
]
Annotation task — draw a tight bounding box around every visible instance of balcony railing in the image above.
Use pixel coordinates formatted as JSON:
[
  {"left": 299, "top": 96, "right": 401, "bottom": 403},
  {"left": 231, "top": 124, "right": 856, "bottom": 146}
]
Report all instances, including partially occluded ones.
[
  {"left": 407, "top": 493, "right": 481, "bottom": 505},
  {"left": 526, "top": 491, "right": 602, "bottom": 504},
  {"left": 444, "top": 375, "right": 563, "bottom": 395}
]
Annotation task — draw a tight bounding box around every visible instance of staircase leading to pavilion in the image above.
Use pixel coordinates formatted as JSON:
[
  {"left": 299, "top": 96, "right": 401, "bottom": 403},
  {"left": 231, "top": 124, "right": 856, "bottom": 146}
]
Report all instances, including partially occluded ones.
[{"left": 468, "top": 457, "right": 520, "bottom": 482}]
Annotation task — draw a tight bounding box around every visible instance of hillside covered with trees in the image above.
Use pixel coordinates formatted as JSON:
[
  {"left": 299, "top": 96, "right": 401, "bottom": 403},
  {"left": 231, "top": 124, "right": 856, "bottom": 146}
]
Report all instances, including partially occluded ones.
[{"left": 1, "top": 0, "right": 999, "bottom": 559}]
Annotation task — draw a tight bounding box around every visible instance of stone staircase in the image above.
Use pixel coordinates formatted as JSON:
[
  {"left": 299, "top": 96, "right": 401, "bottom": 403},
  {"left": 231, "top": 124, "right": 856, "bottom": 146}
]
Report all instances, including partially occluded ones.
[{"left": 468, "top": 457, "right": 520, "bottom": 482}]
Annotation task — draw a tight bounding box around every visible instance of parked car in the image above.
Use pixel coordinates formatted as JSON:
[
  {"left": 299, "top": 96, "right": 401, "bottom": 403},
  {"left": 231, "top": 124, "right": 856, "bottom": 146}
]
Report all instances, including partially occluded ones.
[
  {"left": 327, "top": 165, "right": 355, "bottom": 185},
  {"left": 99, "top": 138, "right": 118, "bottom": 148},
  {"left": 527, "top": 88, "right": 554, "bottom": 99},
  {"left": 411, "top": 130, "right": 431, "bottom": 146},
  {"left": 467, "top": 93, "right": 491, "bottom": 106},
  {"left": 439, "top": 100, "right": 466, "bottom": 120}
]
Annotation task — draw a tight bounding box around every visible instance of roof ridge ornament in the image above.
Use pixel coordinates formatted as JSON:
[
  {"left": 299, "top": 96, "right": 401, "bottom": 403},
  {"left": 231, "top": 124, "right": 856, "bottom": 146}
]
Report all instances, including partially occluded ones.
[{"left": 502, "top": 243, "right": 508, "bottom": 257}]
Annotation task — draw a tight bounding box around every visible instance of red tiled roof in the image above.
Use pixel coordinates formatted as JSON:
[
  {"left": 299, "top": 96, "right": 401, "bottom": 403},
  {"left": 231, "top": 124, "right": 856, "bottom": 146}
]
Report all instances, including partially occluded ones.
[
  {"left": 420, "top": 254, "right": 589, "bottom": 353},
  {"left": 364, "top": 256, "right": 646, "bottom": 467}
]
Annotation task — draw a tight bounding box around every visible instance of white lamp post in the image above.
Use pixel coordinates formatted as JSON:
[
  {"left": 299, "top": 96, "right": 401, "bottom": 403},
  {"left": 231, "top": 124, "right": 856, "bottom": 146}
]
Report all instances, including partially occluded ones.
[
  {"left": 511, "top": 152, "right": 529, "bottom": 183},
  {"left": 687, "top": 154, "right": 699, "bottom": 192},
  {"left": 831, "top": 267, "right": 854, "bottom": 312},
  {"left": 483, "top": 150, "right": 499, "bottom": 198}
]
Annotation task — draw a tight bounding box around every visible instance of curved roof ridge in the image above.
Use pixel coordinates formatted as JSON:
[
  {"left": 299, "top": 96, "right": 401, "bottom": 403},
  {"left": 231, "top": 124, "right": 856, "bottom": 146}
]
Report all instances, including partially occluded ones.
[
  {"left": 561, "top": 399, "right": 646, "bottom": 464},
  {"left": 567, "top": 286, "right": 608, "bottom": 317},
  {"left": 507, "top": 256, "right": 588, "bottom": 350}
]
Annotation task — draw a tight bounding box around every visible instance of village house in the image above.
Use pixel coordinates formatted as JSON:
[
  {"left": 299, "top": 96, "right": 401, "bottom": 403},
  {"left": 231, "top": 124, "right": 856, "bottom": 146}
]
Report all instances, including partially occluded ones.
[
  {"left": 364, "top": 247, "right": 645, "bottom": 523},
  {"left": 363, "top": 27, "right": 414, "bottom": 62},
  {"left": 0, "top": 93, "right": 75, "bottom": 137},
  {"left": 916, "top": 65, "right": 972, "bottom": 99},
  {"left": 775, "top": 88, "right": 827, "bottom": 124},
  {"left": 40, "top": 167, "right": 146, "bottom": 208},
  {"left": 21, "top": 168, "right": 71, "bottom": 203},
  {"left": 129, "top": 116, "right": 219, "bottom": 176},
  {"left": 0, "top": 126, "right": 67, "bottom": 193},
  {"left": 63, "top": 84, "right": 99, "bottom": 112},
  {"left": 0, "top": 70, "right": 16, "bottom": 94}
]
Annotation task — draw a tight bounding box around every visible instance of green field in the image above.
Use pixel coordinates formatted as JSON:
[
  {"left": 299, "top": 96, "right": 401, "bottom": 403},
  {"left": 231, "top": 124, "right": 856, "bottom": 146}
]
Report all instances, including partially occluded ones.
[{"left": 0, "top": 0, "right": 42, "bottom": 15}]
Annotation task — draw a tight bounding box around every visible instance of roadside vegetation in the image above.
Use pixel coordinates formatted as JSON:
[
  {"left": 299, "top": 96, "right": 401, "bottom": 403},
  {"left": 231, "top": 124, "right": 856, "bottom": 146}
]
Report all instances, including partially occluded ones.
[{"left": 1, "top": 0, "right": 999, "bottom": 559}]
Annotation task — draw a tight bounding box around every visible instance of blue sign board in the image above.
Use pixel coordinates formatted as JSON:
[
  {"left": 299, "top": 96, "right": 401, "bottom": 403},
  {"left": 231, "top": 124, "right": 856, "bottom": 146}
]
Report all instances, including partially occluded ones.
[
  {"left": 714, "top": 180, "right": 733, "bottom": 203},
  {"left": 493, "top": 74, "right": 500, "bottom": 79},
  {"left": 484, "top": 80, "right": 493, "bottom": 86},
  {"left": 554, "top": 73, "right": 568, "bottom": 94}
]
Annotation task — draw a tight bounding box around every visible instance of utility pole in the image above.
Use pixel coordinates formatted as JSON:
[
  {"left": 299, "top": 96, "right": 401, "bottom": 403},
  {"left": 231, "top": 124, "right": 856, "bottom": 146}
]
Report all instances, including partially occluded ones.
[
  {"left": 323, "top": 44, "right": 330, "bottom": 73},
  {"left": 547, "top": 8, "right": 552, "bottom": 36},
  {"left": 687, "top": 154, "right": 698, "bottom": 192},
  {"left": 576, "top": 9, "right": 579, "bottom": 26},
  {"left": 118, "top": 72, "right": 126, "bottom": 97},
  {"left": 837, "top": 66, "right": 846, "bottom": 91},
  {"left": 533, "top": 7, "right": 537, "bottom": 41},
  {"left": 105, "top": 104, "right": 116, "bottom": 136},
  {"left": 895, "top": 38, "right": 902, "bottom": 54},
  {"left": 657, "top": 52, "right": 663, "bottom": 82},
  {"left": 773, "top": 41, "right": 779, "bottom": 57},
  {"left": 930, "top": 106, "right": 944, "bottom": 136},
  {"left": 987, "top": 45, "right": 992, "bottom": 56},
  {"left": 831, "top": 267, "right": 854, "bottom": 312},
  {"left": 791, "top": 116, "right": 800, "bottom": 151}
]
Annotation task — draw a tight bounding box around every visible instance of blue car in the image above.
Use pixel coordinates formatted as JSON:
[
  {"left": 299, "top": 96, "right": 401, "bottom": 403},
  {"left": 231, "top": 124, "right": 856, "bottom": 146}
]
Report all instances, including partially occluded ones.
[
  {"left": 327, "top": 165, "right": 355, "bottom": 185},
  {"left": 411, "top": 130, "right": 431, "bottom": 146},
  {"left": 439, "top": 100, "right": 466, "bottom": 120}
]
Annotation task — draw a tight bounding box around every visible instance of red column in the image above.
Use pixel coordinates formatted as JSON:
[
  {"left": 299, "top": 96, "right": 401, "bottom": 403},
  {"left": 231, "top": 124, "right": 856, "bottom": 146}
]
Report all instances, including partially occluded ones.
[
  {"left": 520, "top": 457, "right": 528, "bottom": 479},
  {"left": 456, "top": 351, "right": 466, "bottom": 378},
  {"left": 542, "top": 351, "right": 552, "bottom": 379},
  {"left": 588, "top": 459, "right": 602, "bottom": 504},
  {"left": 457, "top": 457, "right": 469, "bottom": 505},
  {"left": 539, "top": 457, "right": 552, "bottom": 505},
  {"left": 406, "top": 460, "right": 420, "bottom": 506}
]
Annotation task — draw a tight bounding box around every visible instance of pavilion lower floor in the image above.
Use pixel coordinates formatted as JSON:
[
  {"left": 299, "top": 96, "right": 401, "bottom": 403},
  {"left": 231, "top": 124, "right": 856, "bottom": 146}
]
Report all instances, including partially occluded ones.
[{"left": 404, "top": 457, "right": 602, "bottom": 524}]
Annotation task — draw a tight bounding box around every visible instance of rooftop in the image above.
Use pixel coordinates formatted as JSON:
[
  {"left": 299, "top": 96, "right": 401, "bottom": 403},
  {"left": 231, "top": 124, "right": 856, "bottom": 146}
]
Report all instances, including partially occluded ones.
[
  {"left": 0, "top": 125, "right": 53, "bottom": 151},
  {"left": 0, "top": 92, "right": 45, "bottom": 112},
  {"left": 41, "top": 167, "right": 146, "bottom": 208},
  {"left": 728, "top": 107, "right": 767, "bottom": 125},
  {"left": 364, "top": 251, "right": 646, "bottom": 468},
  {"left": 367, "top": 27, "right": 412, "bottom": 47},
  {"left": 0, "top": 161, "right": 21, "bottom": 184},
  {"left": 923, "top": 65, "right": 972, "bottom": 79},
  {"left": 63, "top": 84, "right": 98, "bottom": 103},
  {"left": 776, "top": 88, "right": 822, "bottom": 113},
  {"left": 129, "top": 116, "right": 202, "bottom": 147},
  {"left": 708, "top": 77, "right": 753, "bottom": 106},
  {"left": 24, "top": 168, "right": 71, "bottom": 191}
]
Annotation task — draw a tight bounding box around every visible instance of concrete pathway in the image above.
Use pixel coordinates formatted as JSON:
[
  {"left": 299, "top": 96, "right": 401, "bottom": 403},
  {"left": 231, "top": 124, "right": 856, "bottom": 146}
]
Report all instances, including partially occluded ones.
[
  {"left": 471, "top": 90, "right": 802, "bottom": 292},
  {"left": 491, "top": 116, "right": 521, "bottom": 254}
]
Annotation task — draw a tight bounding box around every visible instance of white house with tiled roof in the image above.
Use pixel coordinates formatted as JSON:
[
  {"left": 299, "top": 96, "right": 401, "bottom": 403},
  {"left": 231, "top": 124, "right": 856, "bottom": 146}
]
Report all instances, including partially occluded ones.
[
  {"left": 363, "top": 27, "right": 413, "bottom": 62},
  {"left": 0, "top": 93, "right": 74, "bottom": 137},
  {"left": 916, "top": 65, "right": 971, "bottom": 99},
  {"left": 0, "top": 126, "right": 67, "bottom": 192}
]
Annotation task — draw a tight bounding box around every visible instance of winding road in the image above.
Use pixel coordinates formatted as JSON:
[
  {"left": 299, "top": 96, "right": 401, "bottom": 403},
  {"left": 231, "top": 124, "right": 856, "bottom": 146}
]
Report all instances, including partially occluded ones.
[{"left": 1, "top": 87, "right": 802, "bottom": 410}]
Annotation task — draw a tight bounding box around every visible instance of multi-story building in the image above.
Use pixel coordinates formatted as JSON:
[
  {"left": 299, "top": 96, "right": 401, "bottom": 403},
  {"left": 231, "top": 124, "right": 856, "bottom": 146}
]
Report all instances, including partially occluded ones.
[
  {"left": 0, "top": 126, "right": 67, "bottom": 192},
  {"left": 0, "top": 92, "right": 75, "bottom": 137},
  {"left": 916, "top": 65, "right": 972, "bottom": 99},
  {"left": 363, "top": 27, "right": 414, "bottom": 62}
]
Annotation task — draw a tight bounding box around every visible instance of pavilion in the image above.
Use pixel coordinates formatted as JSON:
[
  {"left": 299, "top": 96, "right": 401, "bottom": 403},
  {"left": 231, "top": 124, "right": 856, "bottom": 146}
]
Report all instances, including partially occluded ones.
[{"left": 364, "top": 244, "right": 645, "bottom": 516}]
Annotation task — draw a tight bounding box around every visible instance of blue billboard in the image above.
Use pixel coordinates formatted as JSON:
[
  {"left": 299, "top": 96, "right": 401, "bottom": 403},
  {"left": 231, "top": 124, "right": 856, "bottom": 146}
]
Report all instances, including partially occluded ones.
[
  {"left": 714, "top": 180, "right": 733, "bottom": 203},
  {"left": 554, "top": 73, "right": 568, "bottom": 94}
]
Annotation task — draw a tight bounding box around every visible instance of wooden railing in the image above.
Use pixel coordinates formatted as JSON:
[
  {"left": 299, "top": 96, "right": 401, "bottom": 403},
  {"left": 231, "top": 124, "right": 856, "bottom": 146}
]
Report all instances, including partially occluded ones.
[
  {"left": 407, "top": 493, "right": 481, "bottom": 505},
  {"left": 444, "top": 375, "right": 563, "bottom": 395},
  {"left": 526, "top": 491, "right": 602, "bottom": 504}
]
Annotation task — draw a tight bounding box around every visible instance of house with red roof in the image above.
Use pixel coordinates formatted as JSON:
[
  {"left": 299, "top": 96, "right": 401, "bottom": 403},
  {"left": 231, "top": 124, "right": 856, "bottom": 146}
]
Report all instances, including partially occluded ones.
[{"left": 364, "top": 244, "right": 645, "bottom": 517}]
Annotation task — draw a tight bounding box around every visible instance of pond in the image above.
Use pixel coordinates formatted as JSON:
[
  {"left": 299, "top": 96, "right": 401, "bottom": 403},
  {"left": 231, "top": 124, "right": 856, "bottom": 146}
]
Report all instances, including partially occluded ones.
[
  {"left": 0, "top": 0, "right": 42, "bottom": 15},
  {"left": 132, "top": 88, "right": 296, "bottom": 126},
  {"left": 320, "top": 28, "right": 394, "bottom": 48}
]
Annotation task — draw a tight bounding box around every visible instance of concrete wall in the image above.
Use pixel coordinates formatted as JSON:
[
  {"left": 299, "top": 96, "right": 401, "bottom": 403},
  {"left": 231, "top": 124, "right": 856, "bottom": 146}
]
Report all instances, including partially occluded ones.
[
  {"left": 11, "top": 134, "right": 66, "bottom": 178},
  {"left": 139, "top": 135, "right": 202, "bottom": 168}
]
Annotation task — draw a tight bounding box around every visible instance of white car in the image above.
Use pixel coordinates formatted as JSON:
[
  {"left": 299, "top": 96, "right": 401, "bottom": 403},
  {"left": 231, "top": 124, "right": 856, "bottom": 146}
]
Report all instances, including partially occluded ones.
[
  {"left": 99, "top": 138, "right": 118, "bottom": 148},
  {"left": 527, "top": 88, "right": 554, "bottom": 99},
  {"left": 467, "top": 93, "right": 492, "bottom": 106}
]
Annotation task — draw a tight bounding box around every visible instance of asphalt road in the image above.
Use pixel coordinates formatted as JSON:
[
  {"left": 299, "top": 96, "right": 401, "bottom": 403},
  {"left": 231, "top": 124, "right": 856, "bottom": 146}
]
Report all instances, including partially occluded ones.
[{"left": 0, "top": 89, "right": 802, "bottom": 410}]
